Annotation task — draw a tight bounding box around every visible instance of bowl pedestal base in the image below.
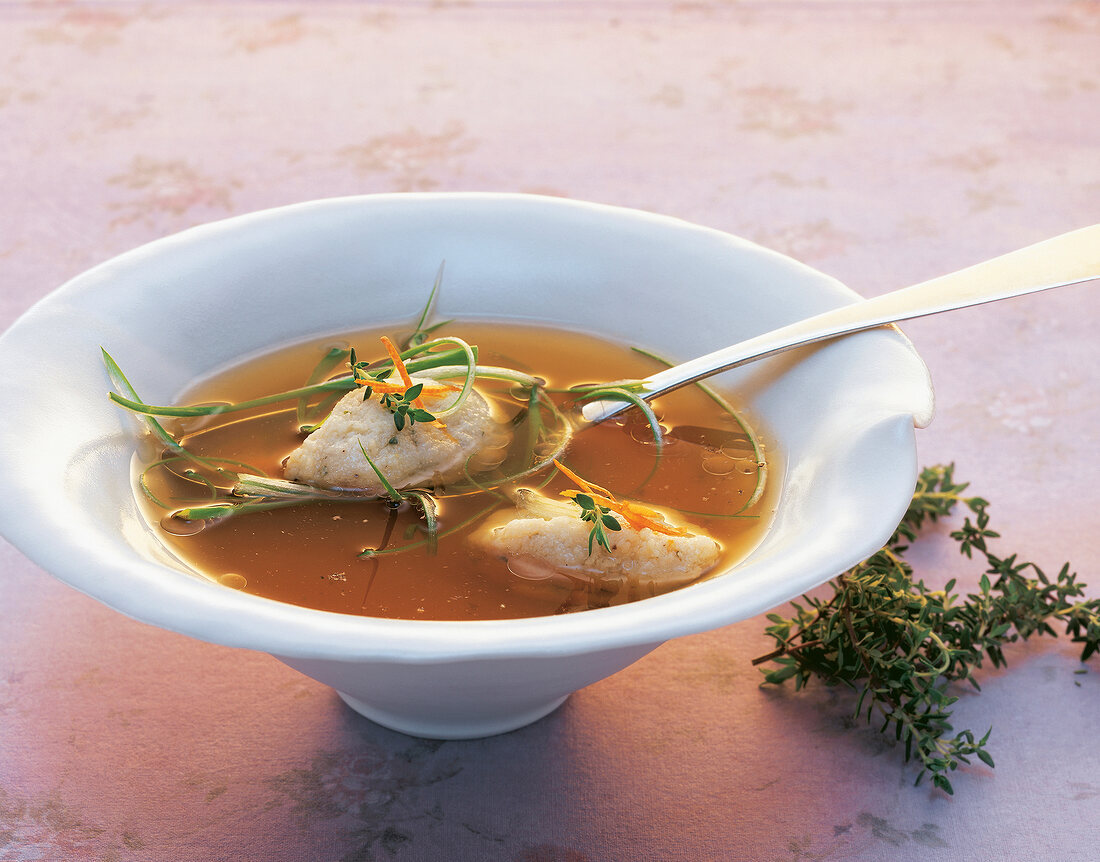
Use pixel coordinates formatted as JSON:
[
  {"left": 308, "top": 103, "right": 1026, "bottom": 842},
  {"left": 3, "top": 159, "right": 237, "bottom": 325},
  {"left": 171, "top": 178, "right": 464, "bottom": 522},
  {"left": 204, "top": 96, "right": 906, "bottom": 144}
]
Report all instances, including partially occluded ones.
[{"left": 336, "top": 690, "right": 570, "bottom": 739}]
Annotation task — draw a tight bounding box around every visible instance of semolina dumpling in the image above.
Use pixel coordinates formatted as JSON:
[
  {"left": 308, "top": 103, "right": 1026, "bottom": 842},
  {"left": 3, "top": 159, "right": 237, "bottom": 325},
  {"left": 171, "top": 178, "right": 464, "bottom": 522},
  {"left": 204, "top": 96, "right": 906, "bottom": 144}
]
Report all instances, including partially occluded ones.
[
  {"left": 284, "top": 376, "right": 504, "bottom": 493},
  {"left": 474, "top": 491, "right": 722, "bottom": 589}
]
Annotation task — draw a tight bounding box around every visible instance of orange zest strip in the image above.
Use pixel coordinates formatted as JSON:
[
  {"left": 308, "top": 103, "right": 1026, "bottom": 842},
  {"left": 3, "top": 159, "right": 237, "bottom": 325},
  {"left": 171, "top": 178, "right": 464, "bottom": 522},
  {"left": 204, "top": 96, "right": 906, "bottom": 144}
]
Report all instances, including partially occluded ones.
[
  {"left": 354, "top": 378, "right": 458, "bottom": 396},
  {"left": 562, "top": 490, "right": 693, "bottom": 537},
  {"left": 617, "top": 501, "right": 693, "bottom": 537},
  {"left": 380, "top": 335, "right": 418, "bottom": 392},
  {"left": 553, "top": 459, "right": 693, "bottom": 537},
  {"left": 552, "top": 459, "right": 614, "bottom": 500}
]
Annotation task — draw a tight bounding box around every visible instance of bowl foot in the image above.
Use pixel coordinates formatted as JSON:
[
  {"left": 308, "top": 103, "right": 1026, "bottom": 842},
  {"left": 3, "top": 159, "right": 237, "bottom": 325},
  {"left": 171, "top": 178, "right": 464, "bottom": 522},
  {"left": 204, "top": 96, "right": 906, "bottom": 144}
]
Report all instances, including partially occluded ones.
[{"left": 336, "top": 690, "right": 570, "bottom": 739}]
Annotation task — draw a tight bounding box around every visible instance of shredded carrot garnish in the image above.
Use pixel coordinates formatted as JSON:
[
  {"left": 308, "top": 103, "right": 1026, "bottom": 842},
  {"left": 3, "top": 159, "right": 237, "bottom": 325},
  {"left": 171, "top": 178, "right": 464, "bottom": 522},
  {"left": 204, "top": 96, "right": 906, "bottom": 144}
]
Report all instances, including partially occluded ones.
[
  {"left": 380, "top": 335, "right": 418, "bottom": 393},
  {"left": 377, "top": 335, "right": 449, "bottom": 430},
  {"left": 552, "top": 459, "right": 693, "bottom": 537},
  {"left": 354, "top": 378, "right": 458, "bottom": 396},
  {"left": 553, "top": 459, "right": 614, "bottom": 500}
]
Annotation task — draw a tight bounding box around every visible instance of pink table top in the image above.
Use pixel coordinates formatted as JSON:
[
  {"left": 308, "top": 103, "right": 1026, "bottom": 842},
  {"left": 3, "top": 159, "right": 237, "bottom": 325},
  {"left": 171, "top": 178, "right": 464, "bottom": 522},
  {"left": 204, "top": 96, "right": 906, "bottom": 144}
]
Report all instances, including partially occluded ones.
[{"left": 2, "top": 2, "right": 1097, "bottom": 860}]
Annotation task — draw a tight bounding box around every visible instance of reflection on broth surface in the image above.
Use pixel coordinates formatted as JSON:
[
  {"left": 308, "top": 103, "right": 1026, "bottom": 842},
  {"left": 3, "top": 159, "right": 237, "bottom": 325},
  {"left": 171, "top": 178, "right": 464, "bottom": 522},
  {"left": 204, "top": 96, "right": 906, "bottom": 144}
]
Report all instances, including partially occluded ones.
[{"left": 132, "top": 321, "right": 773, "bottom": 620}]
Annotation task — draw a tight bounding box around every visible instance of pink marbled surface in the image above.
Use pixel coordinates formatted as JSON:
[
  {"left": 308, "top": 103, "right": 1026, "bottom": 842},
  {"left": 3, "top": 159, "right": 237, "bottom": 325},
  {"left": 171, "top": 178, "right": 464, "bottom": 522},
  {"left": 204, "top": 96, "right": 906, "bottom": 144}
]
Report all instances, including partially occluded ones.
[{"left": 1, "top": 2, "right": 1098, "bottom": 860}]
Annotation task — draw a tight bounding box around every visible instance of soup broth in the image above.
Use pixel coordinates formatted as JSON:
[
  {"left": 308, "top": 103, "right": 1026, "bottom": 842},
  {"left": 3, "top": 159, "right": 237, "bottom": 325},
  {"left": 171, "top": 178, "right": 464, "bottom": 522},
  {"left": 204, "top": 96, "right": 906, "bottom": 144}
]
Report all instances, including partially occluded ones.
[{"left": 136, "top": 321, "right": 774, "bottom": 620}]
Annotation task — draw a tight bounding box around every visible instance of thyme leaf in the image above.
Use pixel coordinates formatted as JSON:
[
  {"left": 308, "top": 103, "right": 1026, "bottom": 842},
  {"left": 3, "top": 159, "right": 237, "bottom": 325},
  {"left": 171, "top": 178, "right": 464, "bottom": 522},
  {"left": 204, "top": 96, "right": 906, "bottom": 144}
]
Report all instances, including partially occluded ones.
[{"left": 754, "top": 464, "right": 1099, "bottom": 795}]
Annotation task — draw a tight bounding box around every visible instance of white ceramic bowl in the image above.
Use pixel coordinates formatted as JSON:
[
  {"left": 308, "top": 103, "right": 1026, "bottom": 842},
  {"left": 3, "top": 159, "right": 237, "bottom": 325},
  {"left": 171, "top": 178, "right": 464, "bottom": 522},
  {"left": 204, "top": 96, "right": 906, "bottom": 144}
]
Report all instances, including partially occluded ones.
[{"left": 0, "top": 194, "right": 933, "bottom": 738}]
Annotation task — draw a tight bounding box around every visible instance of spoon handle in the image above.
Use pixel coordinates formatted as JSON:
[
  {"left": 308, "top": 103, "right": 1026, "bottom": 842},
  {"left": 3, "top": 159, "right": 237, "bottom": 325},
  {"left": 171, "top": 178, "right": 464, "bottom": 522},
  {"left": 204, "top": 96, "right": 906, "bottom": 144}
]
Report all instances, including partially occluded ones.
[{"left": 582, "top": 224, "right": 1099, "bottom": 424}]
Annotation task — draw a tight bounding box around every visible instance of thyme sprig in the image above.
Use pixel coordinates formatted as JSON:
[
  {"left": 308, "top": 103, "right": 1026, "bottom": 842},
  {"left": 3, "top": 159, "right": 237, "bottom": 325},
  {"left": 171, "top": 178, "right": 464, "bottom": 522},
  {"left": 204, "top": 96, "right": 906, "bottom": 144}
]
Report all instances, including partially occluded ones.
[
  {"left": 351, "top": 335, "right": 484, "bottom": 432},
  {"left": 755, "top": 464, "right": 1100, "bottom": 795},
  {"left": 574, "top": 493, "right": 622, "bottom": 554},
  {"left": 376, "top": 383, "right": 437, "bottom": 431},
  {"left": 350, "top": 344, "right": 439, "bottom": 431}
]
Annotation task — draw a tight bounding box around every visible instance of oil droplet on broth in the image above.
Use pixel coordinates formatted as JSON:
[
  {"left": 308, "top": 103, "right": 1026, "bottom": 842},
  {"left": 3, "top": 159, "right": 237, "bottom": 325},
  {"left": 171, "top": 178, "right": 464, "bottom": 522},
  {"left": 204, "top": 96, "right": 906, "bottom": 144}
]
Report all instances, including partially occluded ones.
[
  {"left": 217, "top": 573, "right": 248, "bottom": 589},
  {"left": 701, "top": 453, "right": 739, "bottom": 476},
  {"left": 628, "top": 419, "right": 670, "bottom": 445},
  {"left": 160, "top": 512, "right": 207, "bottom": 536}
]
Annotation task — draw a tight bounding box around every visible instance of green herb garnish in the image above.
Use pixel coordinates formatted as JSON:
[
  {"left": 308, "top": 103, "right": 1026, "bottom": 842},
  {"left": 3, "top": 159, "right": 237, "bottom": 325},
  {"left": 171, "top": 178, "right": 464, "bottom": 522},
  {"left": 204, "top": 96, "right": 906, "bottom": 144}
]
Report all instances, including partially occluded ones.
[
  {"left": 404, "top": 261, "right": 453, "bottom": 349},
  {"left": 377, "top": 383, "right": 437, "bottom": 431},
  {"left": 755, "top": 464, "right": 1099, "bottom": 795},
  {"left": 573, "top": 492, "right": 622, "bottom": 554}
]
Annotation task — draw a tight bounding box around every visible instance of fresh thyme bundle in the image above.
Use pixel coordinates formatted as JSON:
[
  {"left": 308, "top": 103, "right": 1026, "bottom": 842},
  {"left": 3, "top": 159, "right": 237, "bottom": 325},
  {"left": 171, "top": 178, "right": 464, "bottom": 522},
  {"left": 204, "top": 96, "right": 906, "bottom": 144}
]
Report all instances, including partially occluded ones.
[{"left": 754, "top": 465, "right": 1100, "bottom": 794}]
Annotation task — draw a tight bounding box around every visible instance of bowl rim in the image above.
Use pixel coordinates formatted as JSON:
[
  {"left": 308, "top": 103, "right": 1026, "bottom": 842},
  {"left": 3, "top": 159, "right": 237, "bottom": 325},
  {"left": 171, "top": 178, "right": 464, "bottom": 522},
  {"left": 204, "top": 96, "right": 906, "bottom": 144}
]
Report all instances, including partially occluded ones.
[{"left": 0, "top": 192, "right": 933, "bottom": 663}]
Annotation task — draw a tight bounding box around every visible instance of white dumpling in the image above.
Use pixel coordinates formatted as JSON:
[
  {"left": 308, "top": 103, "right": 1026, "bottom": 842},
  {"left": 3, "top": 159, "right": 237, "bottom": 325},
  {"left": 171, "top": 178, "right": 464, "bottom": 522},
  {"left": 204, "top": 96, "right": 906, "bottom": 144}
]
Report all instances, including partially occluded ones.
[
  {"left": 474, "top": 491, "right": 722, "bottom": 588},
  {"left": 284, "top": 376, "right": 503, "bottom": 493}
]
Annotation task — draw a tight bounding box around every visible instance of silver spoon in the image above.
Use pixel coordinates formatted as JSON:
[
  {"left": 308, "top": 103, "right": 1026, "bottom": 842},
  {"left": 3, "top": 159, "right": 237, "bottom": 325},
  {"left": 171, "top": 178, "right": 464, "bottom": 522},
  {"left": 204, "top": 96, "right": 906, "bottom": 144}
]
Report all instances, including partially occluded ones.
[{"left": 580, "top": 224, "right": 1099, "bottom": 426}]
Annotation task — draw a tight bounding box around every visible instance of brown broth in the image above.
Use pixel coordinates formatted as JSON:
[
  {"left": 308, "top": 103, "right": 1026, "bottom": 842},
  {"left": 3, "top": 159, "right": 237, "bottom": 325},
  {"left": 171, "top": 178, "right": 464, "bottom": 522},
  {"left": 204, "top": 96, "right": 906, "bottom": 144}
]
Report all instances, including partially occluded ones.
[{"left": 138, "top": 321, "right": 775, "bottom": 620}]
